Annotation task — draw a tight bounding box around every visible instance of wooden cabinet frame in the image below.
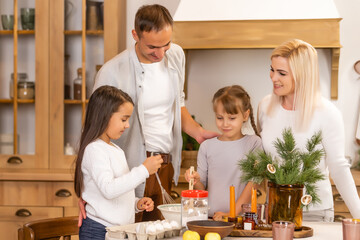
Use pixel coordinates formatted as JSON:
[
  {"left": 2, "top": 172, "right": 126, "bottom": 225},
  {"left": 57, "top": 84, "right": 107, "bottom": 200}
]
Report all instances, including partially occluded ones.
[{"left": 173, "top": 18, "right": 342, "bottom": 99}]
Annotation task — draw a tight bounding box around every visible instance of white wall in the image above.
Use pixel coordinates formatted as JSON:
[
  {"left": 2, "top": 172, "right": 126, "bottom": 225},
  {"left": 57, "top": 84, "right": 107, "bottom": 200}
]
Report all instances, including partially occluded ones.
[{"left": 126, "top": 1, "right": 360, "bottom": 164}]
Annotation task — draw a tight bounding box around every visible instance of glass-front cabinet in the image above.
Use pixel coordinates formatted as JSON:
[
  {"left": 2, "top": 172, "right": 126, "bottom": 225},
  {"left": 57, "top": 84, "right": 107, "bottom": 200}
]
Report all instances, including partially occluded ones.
[{"left": 0, "top": 0, "right": 125, "bottom": 239}]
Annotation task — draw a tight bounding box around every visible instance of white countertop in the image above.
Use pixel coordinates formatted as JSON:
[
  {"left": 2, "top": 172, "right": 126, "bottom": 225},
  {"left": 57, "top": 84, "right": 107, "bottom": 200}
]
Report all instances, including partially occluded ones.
[
  {"left": 106, "top": 221, "right": 342, "bottom": 240},
  {"left": 166, "top": 222, "right": 342, "bottom": 240}
]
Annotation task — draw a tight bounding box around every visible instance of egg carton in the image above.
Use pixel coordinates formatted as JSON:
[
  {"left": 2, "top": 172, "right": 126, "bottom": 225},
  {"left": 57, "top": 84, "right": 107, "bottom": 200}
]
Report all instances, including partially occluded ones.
[{"left": 106, "top": 220, "right": 181, "bottom": 240}]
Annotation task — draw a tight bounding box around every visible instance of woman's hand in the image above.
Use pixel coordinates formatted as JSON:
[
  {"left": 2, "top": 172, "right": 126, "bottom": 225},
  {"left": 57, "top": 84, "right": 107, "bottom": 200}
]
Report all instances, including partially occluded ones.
[
  {"left": 184, "top": 168, "right": 200, "bottom": 185},
  {"left": 78, "top": 198, "right": 87, "bottom": 227},
  {"left": 213, "top": 211, "right": 228, "bottom": 221},
  {"left": 137, "top": 197, "right": 154, "bottom": 212}
]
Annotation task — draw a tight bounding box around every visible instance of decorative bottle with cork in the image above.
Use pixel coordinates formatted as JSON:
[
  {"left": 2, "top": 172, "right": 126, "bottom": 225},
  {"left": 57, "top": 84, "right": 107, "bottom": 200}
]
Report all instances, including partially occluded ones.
[{"left": 73, "top": 68, "right": 82, "bottom": 100}]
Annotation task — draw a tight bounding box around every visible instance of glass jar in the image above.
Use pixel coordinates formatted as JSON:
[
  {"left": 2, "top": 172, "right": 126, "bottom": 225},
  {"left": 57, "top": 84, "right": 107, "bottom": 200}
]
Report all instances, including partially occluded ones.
[
  {"left": 243, "top": 212, "right": 258, "bottom": 230},
  {"left": 18, "top": 81, "right": 35, "bottom": 99},
  {"left": 181, "top": 190, "right": 208, "bottom": 227},
  {"left": 10, "top": 73, "right": 28, "bottom": 99},
  {"left": 73, "top": 68, "right": 82, "bottom": 100}
]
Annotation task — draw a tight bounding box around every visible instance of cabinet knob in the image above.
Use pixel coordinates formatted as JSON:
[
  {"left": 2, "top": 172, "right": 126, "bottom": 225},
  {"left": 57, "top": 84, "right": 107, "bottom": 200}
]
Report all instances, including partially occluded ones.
[
  {"left": 170, "top": 191, "right": 180, "bottom": 199},
  {"left": 333, "top": 193, "right": 344, "bottom": 202},
  {"left": 7, "top": 156, "right": 23, "bottom": 164},
  {"left": 55, "top": 189, "right": 72, "bottom": 197},
  {"left": 334, "top": 214, "right": 346, "bottom": 222},
  {"left": 15, "top": 209, "right": 32, "bottom": 217}
]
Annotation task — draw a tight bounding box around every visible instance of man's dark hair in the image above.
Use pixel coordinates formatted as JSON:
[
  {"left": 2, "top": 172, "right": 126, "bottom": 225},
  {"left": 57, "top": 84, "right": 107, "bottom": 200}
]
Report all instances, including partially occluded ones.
[{"left": 135, "top": 4, "right": 173, "bottom": 38}]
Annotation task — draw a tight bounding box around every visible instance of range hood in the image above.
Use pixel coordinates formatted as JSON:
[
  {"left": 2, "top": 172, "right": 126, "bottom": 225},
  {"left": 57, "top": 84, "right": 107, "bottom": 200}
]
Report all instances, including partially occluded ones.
[{"left": 172, "top": 0, "right": 341, "bottom": 99}]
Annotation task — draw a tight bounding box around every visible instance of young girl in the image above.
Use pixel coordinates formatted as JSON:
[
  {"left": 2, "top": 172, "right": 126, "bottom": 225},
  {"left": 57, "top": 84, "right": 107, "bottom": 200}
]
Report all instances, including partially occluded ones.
[
  {"left": 185, "top": 85, "right": 262, "bottom": 221},
  {"left": 74, "top": 86, "right": 163, "bottom": 240}
]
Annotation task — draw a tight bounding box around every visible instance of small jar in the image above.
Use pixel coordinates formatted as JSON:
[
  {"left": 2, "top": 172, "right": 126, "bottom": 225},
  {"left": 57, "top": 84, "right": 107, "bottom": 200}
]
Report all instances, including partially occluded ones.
[
  {"left": 10, "top": 73, "right": 28, "bottom": 99},
  {"left": 243, "top": 212, "right": 258, "bottom": 230},
  {"left": 181, "top": 190, "right": 208, "bottom": 227},
  {"left": 18, "top": 81, "right": 35, "bottom": 99}
]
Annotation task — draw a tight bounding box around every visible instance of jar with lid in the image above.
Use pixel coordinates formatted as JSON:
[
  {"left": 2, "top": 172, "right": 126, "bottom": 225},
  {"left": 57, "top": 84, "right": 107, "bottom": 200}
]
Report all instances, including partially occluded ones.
[
  {"left": 10, "top": 73, "right": 28, "bottom": 99},
  {"left": 243, "top": 212, "right": 258, "bottom": 230},
  {"left": 181, "top": 190, "right": 208, "bottom": 227},
  {"left": 73, "top": 68, "right": 82, "bottom": 100},
  {"left": 18, "top": 81, "right": 35, "bottom": 99}
]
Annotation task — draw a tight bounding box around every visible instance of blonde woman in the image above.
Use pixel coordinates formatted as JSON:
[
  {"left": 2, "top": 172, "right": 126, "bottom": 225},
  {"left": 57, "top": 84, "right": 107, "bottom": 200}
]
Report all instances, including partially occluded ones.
[{"left": 257, "top": 39, "right": 360, "bottom": 221}]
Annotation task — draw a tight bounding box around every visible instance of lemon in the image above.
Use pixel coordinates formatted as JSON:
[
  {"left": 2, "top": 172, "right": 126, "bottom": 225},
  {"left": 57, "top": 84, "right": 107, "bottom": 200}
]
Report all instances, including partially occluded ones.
[
  {"left": 205, "top": 232, "right": 221, "bottom": 240},
  {"left": 183, "top": 230, "right": 200, "bottom": 240}
]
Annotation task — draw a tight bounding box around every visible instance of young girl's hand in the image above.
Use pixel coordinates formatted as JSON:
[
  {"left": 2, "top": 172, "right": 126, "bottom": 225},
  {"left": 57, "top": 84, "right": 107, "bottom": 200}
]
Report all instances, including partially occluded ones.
[
  {"left": 143, "top": 155, "right": 163, "bottom": 175},
  {"left": 137, "top": 197, "right": 154, "bottom": 212},
  {"left": 184, "top": 168, "right": 200, "bottom": 185}
]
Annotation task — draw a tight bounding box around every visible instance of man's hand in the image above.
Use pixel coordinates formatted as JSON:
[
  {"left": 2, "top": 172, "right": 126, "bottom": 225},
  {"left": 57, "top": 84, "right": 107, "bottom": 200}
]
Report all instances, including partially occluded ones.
[
  {"left": 78, "top": 198, "right": 87, "bottom": 227},
  {"left": 195, "top": 128, "right": 219, "bottom": 144},
  {"left": 137, "top": 197, "right": 154, "bottom": 212}
]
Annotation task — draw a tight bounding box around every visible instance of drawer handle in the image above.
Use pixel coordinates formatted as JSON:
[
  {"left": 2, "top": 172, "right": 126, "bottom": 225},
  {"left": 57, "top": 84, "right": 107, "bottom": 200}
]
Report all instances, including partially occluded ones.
[
  {"left": 170, "top": 191, "right": 180, "bottom": 199},
  {"left": 334, "top": 214, "right": 346, "bottom": 222},
  {"left": 7, "top": 156, "right": 23, "bottom": 164},
  {"left": 333, "top": 193, "right": 344, "bottom": 202},
  {"left": 15, "top": 209, "right": 32, "bottom": 217},
  {"left": 56, "top": 189, "right": 72, "bottom": 197}
]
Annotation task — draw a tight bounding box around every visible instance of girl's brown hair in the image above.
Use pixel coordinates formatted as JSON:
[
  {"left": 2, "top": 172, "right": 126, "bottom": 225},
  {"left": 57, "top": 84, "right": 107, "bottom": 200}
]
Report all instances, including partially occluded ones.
[
  {"left": 74, "top": 85, "right": 134, "bottom": 197},
  {"left": 212, "top": 85, "right": 260, "bottom": 137}
]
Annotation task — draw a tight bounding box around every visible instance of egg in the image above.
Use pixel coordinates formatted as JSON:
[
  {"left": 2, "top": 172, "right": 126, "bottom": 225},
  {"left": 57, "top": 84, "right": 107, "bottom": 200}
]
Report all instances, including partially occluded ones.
[
  {"left": 146, "top": 223, "right": 157, "bottom": 234},
  {"left": 162, "top": 221, "right": 172, "bottom": 231},
  {"left": 155, "top": 222, "right": 164, "bottom": 232},
  {"left": 170, "top": 220, "right": 180, "bottom": 229}
]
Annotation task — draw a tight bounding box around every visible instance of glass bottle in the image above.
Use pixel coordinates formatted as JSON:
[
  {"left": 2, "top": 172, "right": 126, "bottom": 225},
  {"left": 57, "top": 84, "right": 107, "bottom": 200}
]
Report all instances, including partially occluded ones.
[{"left": 73, "top": 68, "right": 82, "bottom": 100}]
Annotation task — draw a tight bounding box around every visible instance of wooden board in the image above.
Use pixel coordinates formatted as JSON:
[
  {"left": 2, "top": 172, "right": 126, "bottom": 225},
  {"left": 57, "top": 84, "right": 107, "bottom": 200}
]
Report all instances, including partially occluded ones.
[{"left": 230, "top": 226, "right": 313, "bottom": 238}]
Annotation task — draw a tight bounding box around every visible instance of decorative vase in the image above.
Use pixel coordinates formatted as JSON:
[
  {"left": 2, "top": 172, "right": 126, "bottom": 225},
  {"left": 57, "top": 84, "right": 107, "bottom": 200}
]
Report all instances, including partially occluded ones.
[{"left": 268, "top": 182, "right": 303, "bottom": 229}]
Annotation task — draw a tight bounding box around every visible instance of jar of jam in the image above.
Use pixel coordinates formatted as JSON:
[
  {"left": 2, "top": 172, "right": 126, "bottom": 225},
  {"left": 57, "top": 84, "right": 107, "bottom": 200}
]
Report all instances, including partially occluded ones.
[
  {"left": 181, "top": 190, "right": 208, "bottom": 227},
  {"left": 243, "top": 212, "right": 258, "bottom": 230},
  {"left": 18, "top": 81, "right": 35, "bottom": 99}
]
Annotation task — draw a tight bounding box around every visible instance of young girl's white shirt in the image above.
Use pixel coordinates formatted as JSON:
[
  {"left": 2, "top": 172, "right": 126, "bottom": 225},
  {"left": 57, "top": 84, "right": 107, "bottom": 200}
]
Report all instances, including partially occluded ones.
[
  {"left": 258, "top": 95, "right": 360, "bottom": 219},
  {"left": 81, "top": 139, "right": 149, "bottom": 227}
]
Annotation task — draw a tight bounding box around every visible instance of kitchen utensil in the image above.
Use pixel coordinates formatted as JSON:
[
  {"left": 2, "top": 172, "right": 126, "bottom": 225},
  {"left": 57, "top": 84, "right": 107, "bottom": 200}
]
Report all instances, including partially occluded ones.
[
  {"left": 155, "top": 172, "right": 175, "bottom": 204},
  {"left": 187, "top": 220, "right": 234, "bottom": 239}
]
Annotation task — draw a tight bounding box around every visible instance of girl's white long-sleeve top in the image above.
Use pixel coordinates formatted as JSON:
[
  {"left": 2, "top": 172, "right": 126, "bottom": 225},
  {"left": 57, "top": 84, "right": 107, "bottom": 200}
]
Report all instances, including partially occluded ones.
[
  {"left": 258, "top": 95, "right": 360, "bottom": 218},
  {"left": 81, "top": 139, "right": 149, "bottom": 227}
]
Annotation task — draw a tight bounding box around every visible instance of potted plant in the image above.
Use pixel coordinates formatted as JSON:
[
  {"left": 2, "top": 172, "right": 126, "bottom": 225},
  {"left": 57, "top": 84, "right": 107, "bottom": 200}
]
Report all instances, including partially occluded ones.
[{"left": 239, "top": 128, "right": 325, "bottom": 229}]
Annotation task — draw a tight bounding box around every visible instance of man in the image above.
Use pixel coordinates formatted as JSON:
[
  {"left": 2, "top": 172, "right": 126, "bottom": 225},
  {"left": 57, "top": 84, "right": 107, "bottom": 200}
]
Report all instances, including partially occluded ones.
[{"left": 79, "top": 4, "right": 218, "bottom": 223}]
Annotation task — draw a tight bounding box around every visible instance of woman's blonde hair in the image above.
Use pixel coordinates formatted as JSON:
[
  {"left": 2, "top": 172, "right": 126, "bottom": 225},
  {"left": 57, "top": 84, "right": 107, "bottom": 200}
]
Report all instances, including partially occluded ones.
[{"left": 267, "top": 39, "right": 321, "bottom": 131}]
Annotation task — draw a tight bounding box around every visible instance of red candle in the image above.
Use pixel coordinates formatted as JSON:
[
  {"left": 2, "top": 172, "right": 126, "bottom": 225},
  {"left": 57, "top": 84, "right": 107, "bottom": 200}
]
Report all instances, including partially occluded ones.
[
  {"left": 230, "top": 186, "right": 236, "bottom": 218},
  {"left": 251, "top": 187, "right": 257, "bottom": 213}
]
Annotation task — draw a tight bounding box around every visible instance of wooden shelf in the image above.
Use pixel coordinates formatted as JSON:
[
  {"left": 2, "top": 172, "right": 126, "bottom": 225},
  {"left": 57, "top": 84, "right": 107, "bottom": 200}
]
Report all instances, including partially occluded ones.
[
  {"left": 0, "top": 30, "right": 35, "bottom": 35},
  {"left": 64, "top": 99, "right": 89, "bottom": 104},
  {"left": 0, "top": 99, "right": 13, "bottom": 103},
  {"left": 64, "top": 30, "right": 104, "bottom": 36}
]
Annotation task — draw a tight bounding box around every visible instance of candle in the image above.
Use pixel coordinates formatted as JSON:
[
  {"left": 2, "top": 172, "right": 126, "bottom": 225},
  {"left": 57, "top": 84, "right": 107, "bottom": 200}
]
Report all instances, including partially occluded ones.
[
  {"left": 251, "top": 187, "right": 257, "bottom": 213},
  {"left": 230, "top": 185, "right": 236, "bottom": 218}
]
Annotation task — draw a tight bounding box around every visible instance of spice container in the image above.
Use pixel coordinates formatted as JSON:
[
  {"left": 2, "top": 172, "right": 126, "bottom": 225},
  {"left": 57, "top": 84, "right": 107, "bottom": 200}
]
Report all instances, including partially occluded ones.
[
  {"left": 18, "top": 81, "right": 35, "bottom": 99},
  {"left": 181, "top": 190, "right": 208, "bottom": 227},
  {"left": 243, "top": 212, "right": 258, "bottom": 230},
  {"left": 10, "top": 73, "right": 28, "bottom": 99}
]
